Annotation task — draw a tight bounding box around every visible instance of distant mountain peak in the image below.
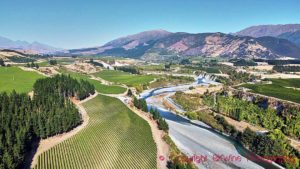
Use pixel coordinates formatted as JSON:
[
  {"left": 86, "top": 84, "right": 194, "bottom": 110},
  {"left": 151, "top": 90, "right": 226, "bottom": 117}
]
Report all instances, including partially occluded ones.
[
  {"left": 104, "top": 29, "right": 172, "bottom": 48},
  {"left": 236, "top": 24, "right": 300, "bottom": 37},
  {"left": 0, "top": 36, "right": 61, "bottom": 54}
]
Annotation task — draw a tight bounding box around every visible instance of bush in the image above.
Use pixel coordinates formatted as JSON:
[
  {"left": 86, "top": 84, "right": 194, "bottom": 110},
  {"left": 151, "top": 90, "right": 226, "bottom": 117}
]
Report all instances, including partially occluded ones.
[
  {"left": 133, "top": 97, "right": 148, "bottom": 112},
  {"left": 49, "top": 60, "right": 58, "bottom": 65},
  {"left": 186, "top": 112, "right": 197, "bottom": 120},
  {"left": 0, "top": 59, "right": 5, "bottom": 66},
  {"left": 158, "top": 117, "right": 169, "bottom": 132}
]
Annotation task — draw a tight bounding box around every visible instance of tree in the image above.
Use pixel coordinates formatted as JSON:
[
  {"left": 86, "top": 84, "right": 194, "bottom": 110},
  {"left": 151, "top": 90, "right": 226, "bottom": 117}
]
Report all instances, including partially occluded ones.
[
  {"left": 133, "top": 97, "right": 139, "bottom": 108},
  {"left": 0, "top": 75, "right": 96, "bottom": 168},
  {"left": 0, "top": 59, "right": 5, "bottom": 66},
  {"left": 165, "top": 63, "right": 171, "bottom": 70},
  {"left": 127, "top": 89, "right": 133, "bottom": 97},
  {"left": 31, "top": 61, "right": 35, "bottom": 68},
  {"left": 180, "top": 59, "right": 191, "bottom": 65},
  {"left": 152, "top": 109, "right": 160, "bottom": 120},
  {"left": 49, "top": 60, "right": 57, "bottom": 65},
  {"left": 141, "top": 99, "right": 148, "bottom": 112},
  {"left": 240, "top": 127, "right": 256, "bottom": 147},
  {"left": 116, "top": 66, "right": 140, "bottom": 74},
  {"left": 158, "top": 118, "right": 169, "bottom": 132}
]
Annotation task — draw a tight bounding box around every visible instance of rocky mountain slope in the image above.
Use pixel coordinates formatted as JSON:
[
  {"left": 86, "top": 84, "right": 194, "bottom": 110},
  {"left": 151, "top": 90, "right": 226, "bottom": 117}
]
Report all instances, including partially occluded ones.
[
  {"left": 236, "top": 24, "right": 300, "bottom": 47},
  {"left": 278, "top": 30, "right": 300, "bottom": 47},
  {"left": 235, "top": 24, "right": 300, "bottom": 37},
  {"left": 65, "top": 30, "right": 300, "bottom": 60},
  {"left": 256, "top": 36, "right": 300, "bottom": 58},
  {"left": 67, "top": 30, "right": 171, "bottom": 57},
  {"left": 0, "top": 36, "right": 61, "bottom": 54}
]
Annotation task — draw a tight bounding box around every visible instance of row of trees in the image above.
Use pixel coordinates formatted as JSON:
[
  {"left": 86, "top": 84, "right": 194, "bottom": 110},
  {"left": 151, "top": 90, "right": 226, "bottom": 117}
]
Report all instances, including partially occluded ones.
[
  {"left": 273, "top": 65, "right": 300, "bottom": 72},
  {"left": 26, "top": 61, "right": 39, "bottom": 69},
  {"left": 232, "top": 59, "right": 258, "bottom": 66},
  {"left": 0, "top": 75, "right": 95, "bottom": 169},
  {"left": 149, "top": 108, "right": 169, "bottom": 132},
  {"left": 33, "top": 74, "right": 95, "bottom": 101},
  {"left": 253, "top": 59, "right": 300, "bottom": 65},
  {"left": 133, "top": 97, "right": 169, "bottom": 132},
  {"left": 116, "top": 66, "right": 140, "bottom": 74},
  {"left": 49, "top": 60, "right": 57, "bottom": 65},
  {"left": 9, "top": 56, "right": 35, "bottom": 63},
  {"left": 133, "top": 97, "right": 148, "bottom": 112}
]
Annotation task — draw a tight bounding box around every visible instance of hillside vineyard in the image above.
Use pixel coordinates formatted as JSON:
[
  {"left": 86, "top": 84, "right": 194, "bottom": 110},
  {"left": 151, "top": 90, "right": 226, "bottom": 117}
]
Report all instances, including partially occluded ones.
[{"left": 0, "top": 75, "right": 95, "bottom": 168}]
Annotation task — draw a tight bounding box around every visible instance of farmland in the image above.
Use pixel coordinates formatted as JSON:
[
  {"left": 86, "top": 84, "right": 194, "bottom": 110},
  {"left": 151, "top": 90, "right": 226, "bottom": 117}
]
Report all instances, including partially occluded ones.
[
  {"left": 60, "top": 69, "right": 127, "bottom": 94},
  {"left": 94, "top": 70, "right": 156, "bottom": 86},
  {"left": 0, "top": 67, "right": 43, "bottom": 93},
  {"left": 38, "top": 58, "right": 76, "bottom": 67},
  {"left": 33, "top": 95, "right": 156, "bottom": 169},
  {"left": 139, "top": 64, "right": 166, "bottom": 71},
  {"left": 240, "top": 78, "right": 300, "bottom": 103}
]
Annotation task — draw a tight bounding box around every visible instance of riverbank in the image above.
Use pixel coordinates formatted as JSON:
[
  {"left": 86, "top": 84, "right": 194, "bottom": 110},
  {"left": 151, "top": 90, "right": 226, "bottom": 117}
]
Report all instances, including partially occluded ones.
[{"left": 141, "top": 79, "right": 285, "bottom": 169}]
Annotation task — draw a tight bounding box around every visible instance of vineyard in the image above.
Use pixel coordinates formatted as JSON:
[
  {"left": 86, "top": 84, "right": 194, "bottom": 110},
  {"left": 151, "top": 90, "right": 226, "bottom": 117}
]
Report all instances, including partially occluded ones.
[
  {"left": 241, "top": 78, "right": 300, "bottom": 103},
  {"left": 0, "top": 67, "right": 43, "bottom": 93},
  {"left": 59, "top": 69, "right": 127, "bottom": 94},
  {"left": 32, "top": 95, "right": 157, "bottom": 169},
  {"left": 95, "top": 70, "right": 156, "bottom": 86}
]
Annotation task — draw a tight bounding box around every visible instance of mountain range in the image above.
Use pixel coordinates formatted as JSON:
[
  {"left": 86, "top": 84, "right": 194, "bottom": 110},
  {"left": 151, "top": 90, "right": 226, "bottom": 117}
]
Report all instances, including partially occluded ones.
[
  {"left": 65, "top": 25, "right": 300, "bottom": 60},
  {"left": 2, "top": 24, "right": 300, "bottom": 60},
  {"left": 0, "top": 36, "right": 61, "bottom": 54},
  {"left": 235, "top": 24, "right": 300, "bottom": 46}
]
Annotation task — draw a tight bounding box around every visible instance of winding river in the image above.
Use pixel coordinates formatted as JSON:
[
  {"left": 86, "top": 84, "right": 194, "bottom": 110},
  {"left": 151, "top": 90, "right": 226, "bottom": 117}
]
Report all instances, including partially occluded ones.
[{"left": 140, "top": 75, "right": 283, "bottom": 169}]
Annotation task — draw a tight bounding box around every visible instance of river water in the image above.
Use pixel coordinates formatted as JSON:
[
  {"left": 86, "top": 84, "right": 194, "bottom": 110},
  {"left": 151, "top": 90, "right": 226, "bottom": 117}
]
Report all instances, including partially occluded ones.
[{"left": 140, "top": 75, "right": 282, "bottom": 169}]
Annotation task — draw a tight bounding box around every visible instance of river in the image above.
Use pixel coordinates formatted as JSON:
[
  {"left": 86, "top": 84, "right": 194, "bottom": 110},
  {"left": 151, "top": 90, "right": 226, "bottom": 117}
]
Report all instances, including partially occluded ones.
[{"left": 140, "top": 75, "right": 282, "bottom": 169}]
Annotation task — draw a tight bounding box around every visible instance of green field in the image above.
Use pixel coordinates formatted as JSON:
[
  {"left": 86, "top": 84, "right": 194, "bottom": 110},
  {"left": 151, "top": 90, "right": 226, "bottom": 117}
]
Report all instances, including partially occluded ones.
[
  {"left": 139, "top": 64, "right": 165, "bottom": 71},
  {"left": 240, "top": 78, "right": 300, "bottom": 103},
  {"left": 0, "top": 67, "right": 43, "bottom": 93},
  {"left": 39, "top": 59, "right": 76, "bottom": 67},
  {"left": 33, "top": 95, "right": 157, "bottom": 169},
  {"left": 270, "top": 78, "right": 300, "bottom": 88},
  {"left": 95, "top": 70, "right": 156, "bottom": 86},
  {"left": 60, "top": 69, "right": 127, "bottom": 94}
]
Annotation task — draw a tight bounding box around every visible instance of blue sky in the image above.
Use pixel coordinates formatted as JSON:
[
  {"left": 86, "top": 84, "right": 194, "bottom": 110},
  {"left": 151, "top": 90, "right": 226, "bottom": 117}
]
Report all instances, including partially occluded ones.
[{"left": 1, "top": 0, "right": 300, "bottom": 49}]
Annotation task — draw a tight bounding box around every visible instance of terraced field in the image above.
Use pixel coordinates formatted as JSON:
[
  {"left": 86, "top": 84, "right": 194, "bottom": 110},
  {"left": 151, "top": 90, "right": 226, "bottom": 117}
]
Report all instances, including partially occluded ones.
[
  {"left": 95, "top": 70, "right": 155, "bottom": 86},
  {"left": 32, "top": 95, "right": 157, "bottom": 169},
  {"left": 60, "top": 69, "right": 127, "bottom": 94},
  {"left": 0, "top": 67, "right": 43, "bottom": 93}
]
